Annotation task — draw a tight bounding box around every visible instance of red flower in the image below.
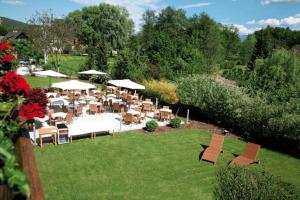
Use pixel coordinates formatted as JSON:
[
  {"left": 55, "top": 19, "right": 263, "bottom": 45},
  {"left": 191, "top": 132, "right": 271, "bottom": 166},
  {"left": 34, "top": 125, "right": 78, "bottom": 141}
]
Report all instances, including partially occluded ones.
[
  {"left": 19, "top": 102, "right": 45, "bottom": 121},
  {"left": 0, "top": 72, "right": 30, "bottom": 97},
  {"left": 0, "top": 54, "right": 13, "bottom": 63},
  {"left": 27, "top": 88, "right": 48, "bottom": 110},
  {"left": 0, "top": 42, "right": 9, "bottom": 51}
]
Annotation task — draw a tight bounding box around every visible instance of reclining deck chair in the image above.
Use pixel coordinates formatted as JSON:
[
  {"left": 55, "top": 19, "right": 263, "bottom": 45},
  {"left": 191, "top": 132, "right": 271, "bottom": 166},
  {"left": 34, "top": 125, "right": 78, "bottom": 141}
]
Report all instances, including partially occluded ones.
[
  {"left": 200, "top": 134, "right": 224, "bottom": 164},
  {"left": 230, "top": 142, "right": 260, "bottom": 165}
]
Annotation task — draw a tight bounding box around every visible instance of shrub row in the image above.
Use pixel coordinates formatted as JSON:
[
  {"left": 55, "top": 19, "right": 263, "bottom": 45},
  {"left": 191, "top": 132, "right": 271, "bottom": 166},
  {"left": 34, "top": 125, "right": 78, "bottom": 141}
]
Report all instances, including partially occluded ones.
[
  {"left": 215, "top": 166, "right": 298, "bottom": 200},
  {"left": 177, "top": 75, "right": 300, "bottom": 157}
]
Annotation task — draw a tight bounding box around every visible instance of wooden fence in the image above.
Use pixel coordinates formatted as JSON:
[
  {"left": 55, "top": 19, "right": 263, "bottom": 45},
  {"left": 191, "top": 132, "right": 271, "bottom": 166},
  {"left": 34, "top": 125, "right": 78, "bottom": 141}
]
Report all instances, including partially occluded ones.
[{"left": 0, "top": 136, "right": 45, "bottom": 200}]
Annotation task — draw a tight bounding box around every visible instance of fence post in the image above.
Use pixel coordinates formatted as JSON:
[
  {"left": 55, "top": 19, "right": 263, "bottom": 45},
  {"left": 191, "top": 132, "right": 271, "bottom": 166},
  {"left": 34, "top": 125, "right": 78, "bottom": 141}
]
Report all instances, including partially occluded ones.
[{"left": 186, "top": 109, "right": 189, "bottom": 124}]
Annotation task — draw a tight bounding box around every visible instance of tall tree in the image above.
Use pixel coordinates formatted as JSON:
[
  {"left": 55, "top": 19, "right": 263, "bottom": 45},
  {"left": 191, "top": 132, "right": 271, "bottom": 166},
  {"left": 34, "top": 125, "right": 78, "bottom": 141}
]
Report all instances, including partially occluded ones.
[
  {"left": 27, "top": 10, "right": 55, "bottom": 64},
  {"left": 67, "top": 3, "right": 134, "bottom": 71}
]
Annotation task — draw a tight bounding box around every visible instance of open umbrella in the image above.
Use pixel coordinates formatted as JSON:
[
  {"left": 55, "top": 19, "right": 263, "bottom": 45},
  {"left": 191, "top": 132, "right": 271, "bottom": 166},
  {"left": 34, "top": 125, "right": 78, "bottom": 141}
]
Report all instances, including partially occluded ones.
[
  {"left": 33, "top": 70, "right": 67, "bottom": 87},
  {"left": 34, "top": 70, "right": 67, "bottom": 77},
  {"left": 78, "top": 69, "right": 106, "bottom": 75},
  {"left": 108, "top": 79, "right": 145, "bottom": 90},
  {"left": 52, "top": 80, "right": 95, "bottom": 114},
  {"left": 52, "top": 80, "right": 95, "bottom": 90}
]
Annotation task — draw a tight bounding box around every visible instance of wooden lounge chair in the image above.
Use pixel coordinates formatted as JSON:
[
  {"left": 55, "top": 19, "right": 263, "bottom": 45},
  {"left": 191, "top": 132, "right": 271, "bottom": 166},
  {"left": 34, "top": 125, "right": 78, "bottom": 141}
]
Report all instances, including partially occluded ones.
[
  {"left": 200, "top": 134, "right": 224, "bottom": 164},
  {"left": 230, "top": 142, "right": 260, "bottom": 165},
  {"left": 123, "top": 113, "right": 138, "bottom": 124}
]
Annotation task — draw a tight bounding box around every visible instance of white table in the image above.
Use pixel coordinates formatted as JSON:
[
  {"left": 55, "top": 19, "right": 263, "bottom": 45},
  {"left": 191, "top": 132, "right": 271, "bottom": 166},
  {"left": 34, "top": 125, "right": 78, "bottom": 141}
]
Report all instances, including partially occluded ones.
[
  {"left": 127, "top": 110, "right": 141, "bottom": 116},
  {"left": 159, "top": 108, "right": 172, "bottom": 113},
  {"left": 143, "top": 101, "right": 153, "bottom": 105},
  {"left": 46, "top": 92, "right": 57, "bottom": 98},
  {"left": 51, "top": 112, "right": 67, "bottom": 119}
]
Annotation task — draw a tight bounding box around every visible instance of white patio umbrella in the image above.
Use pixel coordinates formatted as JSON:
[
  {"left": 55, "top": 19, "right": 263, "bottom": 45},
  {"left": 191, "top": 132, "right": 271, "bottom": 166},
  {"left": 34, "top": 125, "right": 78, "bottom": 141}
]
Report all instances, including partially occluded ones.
[
  {"left": 108, "top": 79, "right": 145, "bottom": 90},
  {"left": 34, "top": 70, "right": 67, "bottom": 77},
  {"left": 52, "top": 80, "right": 95, "bottom": 114},
  {"left": 51, "top": 80, "right": 95, "bottom": 90},
  {"left": 78, "top": 69, "right": 107, "bottom": 75},
  {"left": 33, "top": 70, "right": 67, "bottom": 87}
]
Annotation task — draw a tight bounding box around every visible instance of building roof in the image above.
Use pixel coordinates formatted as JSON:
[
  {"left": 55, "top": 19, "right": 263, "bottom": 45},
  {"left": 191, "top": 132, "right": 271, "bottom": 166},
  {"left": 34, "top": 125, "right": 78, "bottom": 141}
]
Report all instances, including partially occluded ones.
[{"left": 3, "top": 31, "right": 28, "bottom": 40}]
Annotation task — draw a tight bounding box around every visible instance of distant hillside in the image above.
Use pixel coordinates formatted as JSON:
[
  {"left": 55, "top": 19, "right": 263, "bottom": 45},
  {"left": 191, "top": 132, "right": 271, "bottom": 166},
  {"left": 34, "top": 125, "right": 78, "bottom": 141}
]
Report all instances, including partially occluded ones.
[{"left": 0, "top": 16, "right": 30, "bottom": 32}]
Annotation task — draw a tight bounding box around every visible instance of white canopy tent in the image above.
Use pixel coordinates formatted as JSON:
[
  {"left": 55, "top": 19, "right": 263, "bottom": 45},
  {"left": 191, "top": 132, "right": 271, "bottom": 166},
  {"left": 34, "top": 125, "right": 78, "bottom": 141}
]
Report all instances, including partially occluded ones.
[
  {"left": 108, "top": 79, "right": 145, "bottom": 90},
  {"left": 34, "top": 70, "right": 67, "bottom": 78},
  {"left": 78, "top": 69, "right": 107, "bottom": 75},
  {"left": 51, "top": 80, "right": 95, "bottom": 90}
]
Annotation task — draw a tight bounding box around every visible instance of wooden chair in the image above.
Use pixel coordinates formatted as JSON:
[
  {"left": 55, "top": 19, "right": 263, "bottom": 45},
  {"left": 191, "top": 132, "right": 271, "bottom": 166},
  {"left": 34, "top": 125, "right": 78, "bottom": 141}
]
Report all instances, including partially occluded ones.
[
  {"left": 37, "top": 127, "right": 57, "bottom": 148},
  {"left": 76, "top": 106, "right": 83, "bottom": 117},
  {"left": 230, "top": 142, "right": 261, "bottom": 166},
  {"left": 116, "top": 90, "right": 121, "bottom": 99},
  {"left": 200, "top": 134, "right": 224, "bottom": 164},
  {"left": 112, "top": 103, "right": 121, "bottom": 113},
  {"left": 143, "top": 103, "right": 152, "bottom": 112},
  {"left": 89, "top": 104, "right": 98, "bottom": 114},
  {"left": 160, "top": 111, "right": 171, "bottom": 121},
  {"left": 123, "top": 113, "right": 137, "bottom": 124}
]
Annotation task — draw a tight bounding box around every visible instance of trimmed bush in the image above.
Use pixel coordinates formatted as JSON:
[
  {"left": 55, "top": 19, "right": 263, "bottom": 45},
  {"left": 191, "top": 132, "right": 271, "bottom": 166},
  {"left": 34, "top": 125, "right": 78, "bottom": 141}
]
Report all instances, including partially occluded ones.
[
  {"left": 177, "top": 74, "right": 300, "bottom": 157},
  {"left": 145, "top": 120, "right": 158, "bottom": 132},
  {"left": 170, "top": 117, "right": 181, "bottom": 128},
  {"left": 143, "top": 80, "right": 178, "bottom": 104},
  {"left": 215, "top": 166, "right": 298, "bottom": 200}
]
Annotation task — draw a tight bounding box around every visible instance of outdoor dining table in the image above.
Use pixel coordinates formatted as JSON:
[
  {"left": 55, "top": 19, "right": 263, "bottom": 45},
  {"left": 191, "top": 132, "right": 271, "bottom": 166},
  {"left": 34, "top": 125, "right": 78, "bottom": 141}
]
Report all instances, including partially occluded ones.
[
  {"left": 51, "top": 112, "right": 67, "bottom": 119},
  {"left": 159, "top": 108, "right": 172, "bottom": 113},
  {"left": 127, "top": 109, "right": 141, "bottom": 116},
  {"left": 142, "top": 101, "right": 153, "bottom": 105}
]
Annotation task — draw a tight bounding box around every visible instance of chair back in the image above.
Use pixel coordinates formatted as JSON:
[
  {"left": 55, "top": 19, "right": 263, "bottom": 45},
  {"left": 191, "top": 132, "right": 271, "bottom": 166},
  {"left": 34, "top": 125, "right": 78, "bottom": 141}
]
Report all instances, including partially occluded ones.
[
  {"left": 160, "top": 111, "right": 170, "bottom": 120},
  {"left": 47, "top": 109, "right": 54, "bottom": 116},
  {"left": 163, "top": 106, "right": 169, "bottom": 109},
  {"left": 88, "top": 90, "right": 94, "bottom": 96},
  {"left": 116, "top": 90, "right": 121, "bottom": 98},
  {"left": 112, "top": 103, "right": 120, "bottom": 113},
  {"left": 134, "top": 106, "right": 142, "bottom": 112},
  {"left": 89, "top": 104, "right": 97, "bottom": 113},
  {"left": 143, "top": 103, "right": 152, "bottom": 112},
  {"left": 65, "top": 113, "right": 73, "bottom": 124},
  {"left": 76, "top": 106, "right": 83, "bottom": 115},
  {"left": 209, "top": 134, "right": 224, "bottom": 150},
  {"left": 242, "top": 142, "right": 261, "bottom": 161},
  {"left": 124, "top": 113, "right": 134, "bottom": 124}
]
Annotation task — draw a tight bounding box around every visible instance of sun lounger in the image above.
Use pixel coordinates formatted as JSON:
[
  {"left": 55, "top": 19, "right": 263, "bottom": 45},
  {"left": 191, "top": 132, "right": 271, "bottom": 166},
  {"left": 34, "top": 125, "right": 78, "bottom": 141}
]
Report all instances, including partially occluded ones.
[
  {"left": 230, "top": 142, "right": 260, "bottom": 165},
  {"left": 200, "top": 134, "right": 224, "bottom": 164}
]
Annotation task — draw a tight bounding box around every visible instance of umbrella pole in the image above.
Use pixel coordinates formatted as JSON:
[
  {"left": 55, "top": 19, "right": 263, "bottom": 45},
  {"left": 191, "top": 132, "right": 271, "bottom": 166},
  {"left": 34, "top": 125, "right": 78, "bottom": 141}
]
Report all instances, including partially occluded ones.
[{"left": 73, "top": 90, "right": 75, "bottom": 116}]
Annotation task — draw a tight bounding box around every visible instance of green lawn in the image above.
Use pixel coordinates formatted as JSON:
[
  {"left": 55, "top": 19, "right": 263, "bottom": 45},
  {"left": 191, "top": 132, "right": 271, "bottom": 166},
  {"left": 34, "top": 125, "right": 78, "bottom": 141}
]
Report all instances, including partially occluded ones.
[
  {"left": 25, "top": 76, "right": 68, "bottom": 88},
  {"left": 48, "top": 55, "right": 87, "bottom": 76},
  {"left": 35, "top": 129, "right": 300, "bottom": 200}
]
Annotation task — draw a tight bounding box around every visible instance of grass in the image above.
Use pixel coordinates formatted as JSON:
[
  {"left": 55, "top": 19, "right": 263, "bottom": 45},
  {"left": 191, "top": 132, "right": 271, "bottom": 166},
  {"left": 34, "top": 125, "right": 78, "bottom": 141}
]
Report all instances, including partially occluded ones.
[
  {"left": 48, "top": 54, "right": 87, "bottom": 76},
  {"left": 25, "top": 76, "right": 68, "bottom": 88},
  {"left": 35, "top": 129, "right": 300, "bottom": 200}
]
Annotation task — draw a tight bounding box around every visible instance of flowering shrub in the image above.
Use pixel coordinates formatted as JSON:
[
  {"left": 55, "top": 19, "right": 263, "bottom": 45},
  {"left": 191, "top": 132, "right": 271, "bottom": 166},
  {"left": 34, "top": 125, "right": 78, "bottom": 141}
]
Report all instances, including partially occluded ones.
[
  {"left": 19, "top": 102, "right": 45, "bottom": 121},
  {"left": 143, "top": 80, "right": 178, "bottom": 104},
  {"left": 0, "top": 42, "right": 15, "bottom": 72},
  {"left": 27, "top": 88, "right": 48, "bottom": 110},
  {"left": 0, "top": 71, "right": 30, "bottom": 97},
  {"left": 0, "top": 42, "right": 36, "bottom": 198}
]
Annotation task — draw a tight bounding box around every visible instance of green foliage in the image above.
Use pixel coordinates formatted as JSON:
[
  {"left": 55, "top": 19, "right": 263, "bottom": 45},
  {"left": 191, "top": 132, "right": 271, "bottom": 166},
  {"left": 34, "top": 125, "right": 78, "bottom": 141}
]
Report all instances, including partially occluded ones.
[
  {"left": 222, "top": 65, "right": 246, "bottom": 84},
  {"left": 145, "top": 120, "right": 158, "bottom": 132},
  {"left": 177, "top": 75, "right": 300, "bottom": 156},
  {"left": 246, "top": 49, "right": 300, "bottom": 102},
  {"left": 68, "top": 3, "right": 134, "bottom": 72},
  {"left": 170, "top": 118, "right": 181, "bottom": 128},
  {"left": 143, "top": 80, "right": 178, "bottom": 104},
  {"left": 11, "top": 39, "right": 42, "bottom": 61},
  {"left": 0, "top": 25, "right": 8, "bottom": 35},
  {"left": 215, "top": 166, "right": 298, "bottom": 200}
]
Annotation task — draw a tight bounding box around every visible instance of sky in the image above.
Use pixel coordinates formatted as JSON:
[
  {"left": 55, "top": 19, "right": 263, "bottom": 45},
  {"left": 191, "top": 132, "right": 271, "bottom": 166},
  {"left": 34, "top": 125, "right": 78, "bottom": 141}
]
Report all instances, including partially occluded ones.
[{"left": 0, "top": 0, "right": 300, "bottom": 35}]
